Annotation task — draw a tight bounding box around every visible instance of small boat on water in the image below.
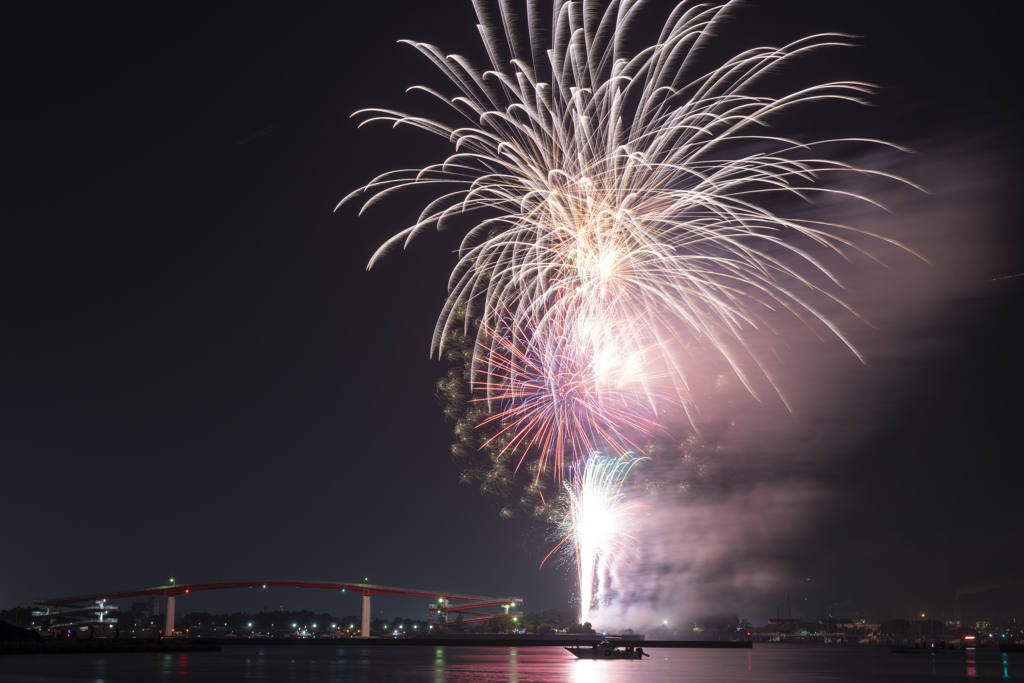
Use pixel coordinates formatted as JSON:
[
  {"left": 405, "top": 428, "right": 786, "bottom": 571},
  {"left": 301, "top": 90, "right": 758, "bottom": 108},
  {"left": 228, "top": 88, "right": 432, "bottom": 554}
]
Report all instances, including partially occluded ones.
[{"left": 566, "top": 641, "right": 649, "bottom": 660}]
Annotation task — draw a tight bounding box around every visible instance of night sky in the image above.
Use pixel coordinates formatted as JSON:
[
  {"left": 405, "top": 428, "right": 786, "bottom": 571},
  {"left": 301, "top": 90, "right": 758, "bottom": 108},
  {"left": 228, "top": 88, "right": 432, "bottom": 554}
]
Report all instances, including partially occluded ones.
[{"left": 3, "top": 1, "right": 1020, "bottom": 626}]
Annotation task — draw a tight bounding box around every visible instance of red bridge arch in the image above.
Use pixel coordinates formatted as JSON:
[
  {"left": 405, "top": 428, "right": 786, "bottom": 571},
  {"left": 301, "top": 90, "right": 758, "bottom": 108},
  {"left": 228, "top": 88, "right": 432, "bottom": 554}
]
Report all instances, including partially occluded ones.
[{"left": 34, "top": 580, "right": 523, "bottom": 637}]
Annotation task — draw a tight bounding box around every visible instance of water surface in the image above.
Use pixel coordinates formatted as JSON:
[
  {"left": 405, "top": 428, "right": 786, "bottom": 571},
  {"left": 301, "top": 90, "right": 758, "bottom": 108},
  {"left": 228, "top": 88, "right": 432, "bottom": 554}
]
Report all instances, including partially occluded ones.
[{"left": 1, "top": 644, "right": 1020, "bottom": 682}]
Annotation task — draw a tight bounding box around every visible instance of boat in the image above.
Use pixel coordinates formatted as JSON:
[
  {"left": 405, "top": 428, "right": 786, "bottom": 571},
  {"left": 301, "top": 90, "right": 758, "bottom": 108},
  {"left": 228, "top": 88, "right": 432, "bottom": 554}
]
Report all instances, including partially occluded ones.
[{"left": 565, "top": 641, "right": 649, "bottom": 660}]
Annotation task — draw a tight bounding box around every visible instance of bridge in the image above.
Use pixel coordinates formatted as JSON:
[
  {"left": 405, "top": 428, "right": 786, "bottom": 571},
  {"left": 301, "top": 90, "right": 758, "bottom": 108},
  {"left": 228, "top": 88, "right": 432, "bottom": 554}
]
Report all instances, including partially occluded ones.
[{"left": 34, "top": 580, "right": 523, "bottom": 637}]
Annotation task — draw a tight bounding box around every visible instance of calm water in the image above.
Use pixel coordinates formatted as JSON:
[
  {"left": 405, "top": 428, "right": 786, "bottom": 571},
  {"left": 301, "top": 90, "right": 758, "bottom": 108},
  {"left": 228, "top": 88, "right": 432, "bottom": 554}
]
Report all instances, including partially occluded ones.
[{"left": 1, "top": 644, "right": 1021, "bottom": 682}]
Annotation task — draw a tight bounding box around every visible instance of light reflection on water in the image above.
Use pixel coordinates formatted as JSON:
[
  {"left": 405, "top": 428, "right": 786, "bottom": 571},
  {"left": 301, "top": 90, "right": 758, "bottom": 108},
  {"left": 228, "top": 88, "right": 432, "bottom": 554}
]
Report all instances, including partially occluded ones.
[{"left": 0, "top": 645, "right": 1021, "bottom": 682}]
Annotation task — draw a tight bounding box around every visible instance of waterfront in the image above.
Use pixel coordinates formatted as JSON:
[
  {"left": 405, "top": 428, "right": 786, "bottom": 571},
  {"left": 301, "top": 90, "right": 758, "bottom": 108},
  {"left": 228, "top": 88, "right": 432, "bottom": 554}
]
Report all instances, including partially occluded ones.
[{"left": 2, "top": 644, "right": 1022, "bottom": 682}]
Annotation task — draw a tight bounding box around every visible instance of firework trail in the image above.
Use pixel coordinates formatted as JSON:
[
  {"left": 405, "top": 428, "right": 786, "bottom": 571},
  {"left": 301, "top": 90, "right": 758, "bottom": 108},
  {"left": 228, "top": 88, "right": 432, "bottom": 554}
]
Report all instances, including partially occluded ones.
[{"left": 542, "top": 452, "right": 646, "bottom": 624}]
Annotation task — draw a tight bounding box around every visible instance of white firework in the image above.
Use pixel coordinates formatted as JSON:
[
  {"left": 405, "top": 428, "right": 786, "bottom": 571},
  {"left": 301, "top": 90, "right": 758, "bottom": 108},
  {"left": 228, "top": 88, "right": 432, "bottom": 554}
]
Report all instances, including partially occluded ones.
[{"left": 341, "top": 0, "right": 920, "bottom": 422}]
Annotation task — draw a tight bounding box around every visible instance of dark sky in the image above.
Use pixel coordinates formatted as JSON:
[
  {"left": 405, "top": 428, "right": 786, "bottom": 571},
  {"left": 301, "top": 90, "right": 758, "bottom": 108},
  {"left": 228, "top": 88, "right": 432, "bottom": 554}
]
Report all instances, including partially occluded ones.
[{"left": 3, "top": 1, "right": 1020, "bottom": 626}]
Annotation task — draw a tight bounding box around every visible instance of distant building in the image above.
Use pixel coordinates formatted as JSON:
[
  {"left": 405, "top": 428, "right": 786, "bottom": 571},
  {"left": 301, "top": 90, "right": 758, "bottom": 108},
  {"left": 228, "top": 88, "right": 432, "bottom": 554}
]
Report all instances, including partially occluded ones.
[{"left": 819, "top": 619, "right": 855, "bottom": 627}]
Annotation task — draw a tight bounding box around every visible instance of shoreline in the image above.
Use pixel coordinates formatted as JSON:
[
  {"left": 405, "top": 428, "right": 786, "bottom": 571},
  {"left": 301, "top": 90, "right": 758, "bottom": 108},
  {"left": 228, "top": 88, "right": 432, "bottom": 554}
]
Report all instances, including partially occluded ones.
[{"left": 0, "top": 637, "right": 751, "bottom": 654}]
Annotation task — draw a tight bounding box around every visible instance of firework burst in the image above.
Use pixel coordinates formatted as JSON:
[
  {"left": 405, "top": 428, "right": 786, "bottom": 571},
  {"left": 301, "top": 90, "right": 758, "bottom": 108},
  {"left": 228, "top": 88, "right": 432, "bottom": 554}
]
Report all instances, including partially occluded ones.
[
  {"left": 472, "top": 297, "right": 665, "bottom": 477},
  {"left": 342, "top": 0, "right": 920, "bottom": 483}
]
